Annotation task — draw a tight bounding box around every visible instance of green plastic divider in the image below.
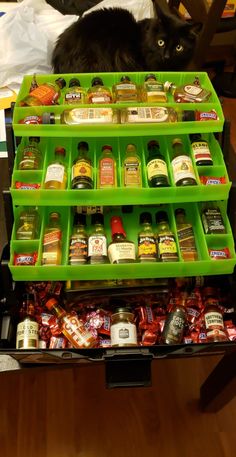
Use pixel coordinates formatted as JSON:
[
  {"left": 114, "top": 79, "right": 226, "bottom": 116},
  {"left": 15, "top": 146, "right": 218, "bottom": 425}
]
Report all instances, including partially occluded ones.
[{"left": 9, "top": 203, "right": 236, "bottom": 281}]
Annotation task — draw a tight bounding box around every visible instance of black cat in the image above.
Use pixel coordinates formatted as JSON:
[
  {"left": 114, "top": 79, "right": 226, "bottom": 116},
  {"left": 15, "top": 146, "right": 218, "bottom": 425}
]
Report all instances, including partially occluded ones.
[{"left": 52, "top": 1, "right": 201, "bottom": 73}]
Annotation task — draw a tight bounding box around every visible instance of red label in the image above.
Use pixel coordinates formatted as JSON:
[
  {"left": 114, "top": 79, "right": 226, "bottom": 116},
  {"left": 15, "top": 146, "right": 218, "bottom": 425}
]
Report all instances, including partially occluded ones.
[
  {"left": 43, "top": 229, "right": 61, "bottom": 246},
  {"left": 30, "top": 84, "right": 58, "bottom": 105}
]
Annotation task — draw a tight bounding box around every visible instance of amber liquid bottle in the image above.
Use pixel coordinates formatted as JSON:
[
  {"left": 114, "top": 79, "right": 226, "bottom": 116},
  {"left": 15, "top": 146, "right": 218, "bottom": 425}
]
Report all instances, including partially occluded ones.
[
  {"left": 108, "top": 216, "right": 136, "bottom": 264},
  {"left": 141, "top": 73, "right": 167, "bottom": 102},
  {"left": 175, "top": 208, "right": 198, "bottom": 261},
  {"left": 156, "top": 211, "right": 179, "bottom": 262},
  {"left": 162, "top": 292, "right": 188, "bottom": 344},
  {"left": 20, "top": 77, "right": 66, "bottom": 106},
  {"left": 64, "top": 78, "right": 86, "bottom": 104},
  {"left": 123, "top": 144, "right": 142, "bottom": 188},
  {"left": 44, "top": 146, "right": 67, "bottom": 189},
  {"left": 71, "top": 141, "right": 93, "bottom": 189},
  {"left": 87, "top": 77, "right": 112, "bottom": 104},
  {"left": 42, "top": 212, "right": 62, "bottom": 266},
  {"left": 19, "top": 137, "right": 42, "bottom": 170},
  {"left": 171, "top": 138, "right": 197, "bottom": 186},
  {"left": 113, "top": 75, "right": 139, "bottom": 102},
  {"left": 69, "top": 213, "right": 88, "bottom": 265},
  {"left": 98, "top": 145, "right": 117, "bottom": 189},
  {"left": 16, "top": 294, "right": 39, "bottom": 349},
  {"left": 203, "top": 288, "right": 228, "bottom": 342}
]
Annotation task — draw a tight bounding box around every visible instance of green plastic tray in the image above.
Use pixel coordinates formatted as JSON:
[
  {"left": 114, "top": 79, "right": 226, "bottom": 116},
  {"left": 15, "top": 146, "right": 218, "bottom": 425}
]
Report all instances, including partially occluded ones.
[
  {"left": 13, "top": 72, "right": 224, "bottom": 137},
  {"left": 10, "top": 132, "right": 231, "bottom": 206},
  {"left": 9, "top": 202, "right": 236, "bottom": 281}
]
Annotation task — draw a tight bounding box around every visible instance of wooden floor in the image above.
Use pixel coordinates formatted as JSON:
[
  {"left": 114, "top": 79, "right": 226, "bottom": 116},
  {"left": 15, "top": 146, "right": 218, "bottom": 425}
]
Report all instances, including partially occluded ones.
[{"left": 0, "top": 355, "right": 236, "bottom": 457}]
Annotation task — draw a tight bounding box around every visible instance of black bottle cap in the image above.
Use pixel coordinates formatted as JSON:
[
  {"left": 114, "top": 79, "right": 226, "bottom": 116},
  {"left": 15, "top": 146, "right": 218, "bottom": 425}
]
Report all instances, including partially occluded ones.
[
  {"left": 102, "top": 144, "right": 112, "bottom": 152},
  {"left": 69, "top": 78, "right": 81, "bottom": 87},
  {"left": 91, "top": 77, "right": 103, "bottom": 86},
  {"left": 147, "top": 139, "right": 160, "bottom": 150},
  {"left": 77, "top": 141, "right": 89, "bottom": 151},
  {"left": 42, "top": 112, "right": 55, "bottom": 124},
  {"left": 74, "top": 212, "right": 86, "bottom": 226},
  {"left": 29, "top": 137, "right": 40, "bottom": 143},
  {"left": 189, "top": 133, "right": 202, "bottom": 142},
  {"left": 55, "top": 77, "right": 66, "bottom": 89},
  {"left": 120, "top": 75, "right": 131, "bottom": 82},
  {"left": 91, "top": 213, "right": 104, "bottom": 226},
  {"left": 140, "top": 212, "right": 152, "bottom": 225},
  {"left": 145, "top": 73, "right": 157, "bottom": 81},
  {"left": 182, "top": 110, "right": 196, "bottom": 122},
  {"left": 175, "top": 208, "right": 186, "bottom": 217},
  {"left": 121, "top": 205, "right": 133, "bottom": 214},
  {"left": 156, "top": 211, "right": 168, "bottom": 224}
]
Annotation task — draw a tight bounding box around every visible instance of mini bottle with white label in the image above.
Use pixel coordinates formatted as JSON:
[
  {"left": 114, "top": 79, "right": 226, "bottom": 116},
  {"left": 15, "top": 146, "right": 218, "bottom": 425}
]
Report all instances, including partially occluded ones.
[
  {"left": 190, "top": 133, "right": 213, "bottom": 166},
  {"left": 108, "top": 216, "right": 136, "bottom": 264},
  {"left": 87, "top": 77, "right": 112, "bottom": 104},
  {"left": 113, "top": 75, "right": 139, "bottom": 102},
  {"left": 44, "top": 146, "right": 67, "bottom": 189},
  {"left": 171, "top": 138, "right": 197, "bottom": 186},
  {"left": 88, "top": 213, "right": 107, "bottom": 264},
  {"left": 111, "top": 307, "right": 137, "bottom": 347},
  {"left": 16, "top": 294, "right": 39, "bottom": 349}
]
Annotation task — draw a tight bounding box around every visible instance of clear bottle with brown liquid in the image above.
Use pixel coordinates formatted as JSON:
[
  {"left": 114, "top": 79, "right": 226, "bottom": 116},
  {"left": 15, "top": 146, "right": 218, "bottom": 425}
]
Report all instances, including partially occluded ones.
[
  {"left": 44, "top": 146, "right": 67, "bottom": 189},
  {"left": 16, "top": 294, "right": 39, "bottom": 349},
  {"left": 18, "top": 137, "right": 42, "bottom": 170},
  {"left": 16, "top": 207, "right": 39, "bottom": 240},
  {"left": 98, "top": 145, "right": 117, "bottom": 189},
  {"left": 164, "top": 77, "right": 211, "bottom": 103},
  {"left": 113, "top": 75, "right": 139, "bottom": 102},
  {"left": 203, "top": 288, "right": 228, "bottom": 342},
  {"left": 69, "top": 213, "right": 88, "bottom": 265},
  {"left": 141, "top": 73, "right": 167, "bottom": 102},
  {"left": 123, "top": 143, "right": 142, "bottom": 188},
  {"left": 71, "top": 141, "right": 93, "bottom": 189},
  {"left": 156, "top": 211, "right": 179, "bottom": 262},
  {"left": 42, "top": 212, "right": 62, "bottom": 265},
  {"left": 87, "top": 77, "right": 112, "bottom": 104},
  {"left": 64, "top": 78, "right": 86, "bottom": 104},
  {"left": 175, "top": 208, "right": 198, "bottom": 261}
]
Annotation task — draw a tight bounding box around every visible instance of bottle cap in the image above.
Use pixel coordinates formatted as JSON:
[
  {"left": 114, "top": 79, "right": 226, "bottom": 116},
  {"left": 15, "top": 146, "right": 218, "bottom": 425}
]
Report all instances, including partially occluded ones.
[
  {"left": 42, "top": 112, "right": 55, "bottom": 124},
  {"left": 120, "top": 75, "right": 131, "bottom": 82},
  {"left": 182, "top": 110, "right": 196, "bottom": 122},
  {"left": 110, "top": 216, "right": 126, "bottom": 237},
  {"left": 126, "top": 143, "right": 136, "bottom": 153},
  {"left": 102, "top": 144, "right": 112, "bottom": 152},
  {"left": 55, "top": 146, "right": 66, "bottom": 157},
  {"left": 91, "top": 213, "right": 104, "bottom": 226},
  {"left": 156, "top": 211, "right": 168, "bottom": 224},
  {"left": 29, "top": 137, "right": 40, "bottom": 143},
  {"left": 121, "top": 205, "right": 133, "bottom": 214},
  {"left": 74, "top": 212, "right": 86, "bottom": 226},
  {"left": 172, "top": 138, "right": 183, "bottom": 147},
  {"left": 49, "top": 211, "right": 60, "bottom": 220},
  {"left": 145, "top": 73, "right": 157, "bottom": 81},
  {"left": 189, "top": 133, "right": 202, "bottom": 142},
  {"left": 112, "top": 306, "right": 133, "bottom": 316},
  {"left": 78, "top": 141, "right": 89, "bottom": 151},
  {"left": 147, "top": 140, "right": 159, "bottom": 150},
  {"left": 55, "top": 77, "right": 66, "bottom": 89},
  {"left": 91, "top": 77, "right": 103, "bottom": 86},
  {"left": 45, "top": 297, "right": 58, "bottom": 311},
  {"left": 175, "top": 208, "right": 186, "bottom": 217},
  {"left": 69, "top": 78, "right": 81, "bottom": 87},
  {"left": 140, "top": 212, "right": 152, "bottom": 225}
]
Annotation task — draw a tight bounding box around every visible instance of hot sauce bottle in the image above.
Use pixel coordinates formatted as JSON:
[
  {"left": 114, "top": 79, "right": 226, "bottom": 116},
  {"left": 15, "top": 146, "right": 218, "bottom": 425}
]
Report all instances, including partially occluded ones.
[{"left": 108, "top": 216, "right": 136, "bottom": 264}]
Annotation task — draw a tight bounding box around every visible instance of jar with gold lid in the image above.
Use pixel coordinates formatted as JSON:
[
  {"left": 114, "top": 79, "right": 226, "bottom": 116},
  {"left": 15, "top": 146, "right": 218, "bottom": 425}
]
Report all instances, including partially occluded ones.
[{"left": 110, "top": 307, "right": 137, "bottom": 347}]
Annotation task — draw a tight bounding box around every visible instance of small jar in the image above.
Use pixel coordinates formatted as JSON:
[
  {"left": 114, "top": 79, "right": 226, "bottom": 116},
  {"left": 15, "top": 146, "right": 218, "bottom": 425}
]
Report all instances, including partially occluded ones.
[{"left": 110, "top": 307, "right": 137, "bottom": 347}]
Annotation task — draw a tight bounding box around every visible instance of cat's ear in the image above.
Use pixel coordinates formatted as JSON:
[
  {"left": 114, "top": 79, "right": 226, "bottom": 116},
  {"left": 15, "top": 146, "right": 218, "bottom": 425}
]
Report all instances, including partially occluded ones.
[
  {"left": 188, "top": 22, "right": 203, "bottom": 38},
  {"left": 152, "top": 0, "right": 173, "bottom": 19}
]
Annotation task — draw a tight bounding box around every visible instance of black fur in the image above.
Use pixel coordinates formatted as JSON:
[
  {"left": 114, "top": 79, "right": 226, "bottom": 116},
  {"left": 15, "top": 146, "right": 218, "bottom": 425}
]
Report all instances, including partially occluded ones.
[{"left": 52, "top": 3, "right": 201, "bottom": 73}]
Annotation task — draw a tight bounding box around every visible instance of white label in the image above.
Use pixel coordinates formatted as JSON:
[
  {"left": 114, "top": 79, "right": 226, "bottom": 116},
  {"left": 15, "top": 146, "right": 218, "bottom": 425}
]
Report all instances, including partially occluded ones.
[
  {"left": 16, "top": 320, "right": 39, "bottom": 349},
  {"left": 191, "top": 141, "right": 212, "bottom": 162},
  {"left": 111, "top": 322, "right": 137, "bottom": 346},
  {"left": 69, "top": 108, "right": 113, "bottom": 124},
  {"left": 172, "top": 155, "right": 196, "bottom": 183},
  {"left": 108, "top": 242, "right": 136, "bottom": 263},
  {"left": 45, "top": 164, "right": 64, "bottom": 183},
  {"left": 88, "top": 235, "right": 107, "bottom": 257},
  {"left": 184, "top": 85, "right": 202, "bottom": 95},
  {"left": 205, "top": 312, "right": 224, "bottom": 329},
  {"left": 126, "top": 107, "right": 169, "bottom": 123}
]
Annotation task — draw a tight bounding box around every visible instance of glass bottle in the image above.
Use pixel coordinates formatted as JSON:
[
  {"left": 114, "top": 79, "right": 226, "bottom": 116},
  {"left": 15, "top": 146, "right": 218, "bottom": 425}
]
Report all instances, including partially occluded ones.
[
  {"left": 110, "top": 307, "right": 137, "bottom": 347},
  {"left": 87, "top": 77, "right": 112, "bottom": 104},
  {"left": 164, "top": 77, "right": 211, "bottom": 103},
  {"left": 141, "top": 73, "right": 167, "bottom": 102},
  {"left": 123, "top": 143, "right": 142, "bottom": 188},
  {"left": 64, "top": 78, "right": 86, "bottom": 104},
  {"left": 156, "top": 211, "right": 179, "bottom": 262},
  {"left": 146, "top": 139, "right": 169, "bottom": 187},
  {"left": 98, "top": 144, "right": 117, "bottom": 189},
  {"left": 18, "top": 137, "right": 42, "bottom": 170},
  {"left": 20, "top": 77, "right": 66, "bottom": 106},
  {"left": 201, "top": 204, "right": 226, "bottom": 234},
  {"left": 16, "top": 207, "right": 39, "bottom": 240},
  {"left": 69, "top": 213, "right": 88, "bottom": 265},
  {"left": 88, "top": 213, "right": 108, "bottom": 264},
  {"left": 41, "top": 107, "right": 117, "bottom": 125},
  {"left": 45, "top": 298, "right": 97, "bottom": 348},
  {"left": 16, "top": 293, "right": 39, "bottom": 349},
  {"left": 175, "top": 208, "right": 198, "bottom": 261},
  {"left": 203, "top": 288, "right": 228, "bottom": 342},
  {"left": 113, "top": 75, "right": 139, "bottom": 103},
  {"left": 162, "top": 291, "right": 188, "bottom": 344},
  {"left": 108, "top": 216, "right": 136, "bottom": 264},
  {"left": 0, "top": 298, "right": 15, "bottom": 348},
  {"left": 171, "top": 138, "right": 197, "bottom": 186},
  {"left": 138, "top": 212, "right": 157, "bottom": 262},
  {"left": 44, "top": 146, "right": 67, "bottom": 189},
  {"left": 71, "top": 141, "right": 93, "bottom": 189},
  {"left": 189, "top": 133, "right": 213, "bottom": 166},
  {"left": 42, "top": 212, "right": 62, "bottom": 266}
]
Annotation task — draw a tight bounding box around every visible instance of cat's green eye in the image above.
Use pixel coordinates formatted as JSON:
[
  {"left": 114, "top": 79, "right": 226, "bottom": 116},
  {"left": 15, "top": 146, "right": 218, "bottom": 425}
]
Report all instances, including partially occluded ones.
[
  {"left": 176, "top": 44, "right": 184, "bottom": 52},
  {"left": 157, "top": 39, "right": 165, "bottom": 47}
]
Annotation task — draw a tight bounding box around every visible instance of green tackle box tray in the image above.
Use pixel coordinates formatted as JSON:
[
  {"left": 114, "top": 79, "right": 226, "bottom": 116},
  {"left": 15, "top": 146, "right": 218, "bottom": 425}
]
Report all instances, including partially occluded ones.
[
  {"left": 12, "top": 71, "right": 224, "bottom": 137},
  {"left": 10, "top": 132, "right": 231, "bottom": 206},
  {"left": 8, "top": 202, "right": 236, "bottom": 281}
]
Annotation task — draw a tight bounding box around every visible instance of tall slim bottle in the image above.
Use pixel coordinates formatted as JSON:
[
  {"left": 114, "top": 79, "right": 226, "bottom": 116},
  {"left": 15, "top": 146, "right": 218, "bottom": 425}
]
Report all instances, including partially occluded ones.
[
  {"left": 98, "top": 145, "right": 117, "bottom": 188},
  {"left": 123, "top": 144, "right": 142, "bottom": 188},
  {"left": 42, "top": 212, "right": 62, "bottom": 265},
  {"left": 44, "top": 146, "right": 67, "bottom": 189}
]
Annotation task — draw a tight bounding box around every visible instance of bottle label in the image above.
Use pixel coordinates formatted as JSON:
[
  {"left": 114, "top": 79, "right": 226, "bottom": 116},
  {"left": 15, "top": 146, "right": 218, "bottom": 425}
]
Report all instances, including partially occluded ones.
[
  {"left": 65, "top": 92, "right": 83, "bottom": 102},
  {"left": 124, "top": 161, "right": 141, "bottom": 186},
  {"left": 204, "top": 311, "right": 224, "bottom": 329},
  {"left": 191, "top": 141, "right": 212, "bottom": 163},
  {"left": 146, "top": 83, "right": 164, "bottom": 93},
  {"left": 43, "top": 229, "right": 61, "bottom": 246},
  {"left": 68, "top": 108, "right": 113, "bottom": 124},
  {"left": 62, "top": 315, "right": 94, "bottom": 348},
  {"left": 116, "top": 83, "right": 136, "bottom": 90},
  {"left": 163, "top": 311, "right": 185, "bottom": 343},
  {"left": 30, "top": 84, "right": 57, "bottom": 105},
  {"left": 20, "top": 145, "right": 40, "bottom": 169},
  {"left": 45, "top": 164, "right": 65, "bottom": 183},
  {"left": 111, "top": 322, "right": 137, "bottom": 346},
  {"left": 69, "top": 237, "right": 88, "bottom": 263},
  {"left": 172, "top": 155, "right": 196, "bottom": 183},
  {"left": 99, "top": 157, "right": 115, "bottom": 186},
  {"left": 202, "top": 209, "right": 225, "bottom": 234},
  {"left": 88, "top": 235, "right": 107, "bottom": 257},
  {"left": 177, "top": 225, "right": 194, "bottom": 242},
  {"left": 16, "top": 320, "right": 39, "bottom": 349},
  {"left": 138, "top": 235, "right": 157, "bottom": 259},
  {"left": 72, "top": 161, "right": 92, "bottom": 180},
  {"left": 90, "top": 94, "right": 111, "bottom": 103},
  {"left": 147, "top": 158, "right": 168, "bottom": 179},
  {"left": 126, "top": 107, "right": 170, "bottom": 123},
  {"left": 184, "top": 85, "right": 202, "bottom": 96},
  {"left": 108, "top": 242, "right": 136, "bottom": 263},
  {"left": 157, "top": 235, "right": 178, "bottom": 260},
  {"left": 177, "top": 226, "right": 198, "bottom": 260}
]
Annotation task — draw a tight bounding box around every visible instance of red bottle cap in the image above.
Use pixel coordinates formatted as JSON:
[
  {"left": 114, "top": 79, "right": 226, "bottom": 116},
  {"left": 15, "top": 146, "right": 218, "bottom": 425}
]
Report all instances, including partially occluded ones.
[
  {"left": 45, "top": 298, "right": 58, "bottom": 310},
  {"left": 110, "top": 216, "right": 126, "bottom": 237}
]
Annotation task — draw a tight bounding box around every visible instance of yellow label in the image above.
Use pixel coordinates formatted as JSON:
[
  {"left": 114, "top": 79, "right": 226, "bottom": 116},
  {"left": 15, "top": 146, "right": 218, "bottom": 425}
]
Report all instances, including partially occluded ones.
[
  {"left": 72, "top": 160, "right": 92, "bottom": 179},
  {"left": 147, "top": 158, "right": 168, "bottom": 179},
  {"left": 158, "top": 235, "right": 177, "bottom": 254}
]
